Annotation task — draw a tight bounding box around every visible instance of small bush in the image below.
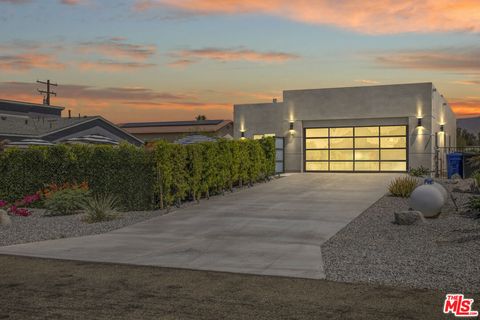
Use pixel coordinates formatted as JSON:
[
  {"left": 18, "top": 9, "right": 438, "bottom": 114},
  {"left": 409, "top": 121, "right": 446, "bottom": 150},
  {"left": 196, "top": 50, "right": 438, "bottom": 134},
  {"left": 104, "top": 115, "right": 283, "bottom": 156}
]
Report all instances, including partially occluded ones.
[
  {"left": 44, "top": 188, "right": 89, "bottom": 216},
  {"left": 388, "top": 176, "right": 419, "bottom": 198},
  {"left": 471, "top": 171, "right": 480, "bottom": 194},
  {"left": 409, "top": 166, "right": 430, "bottom": 177},
  {"left": 467, "top": 195, "right": 480, "bottom": 212},
  {"left": 81, "top": 194, "right": 118, "bottom": 223}
]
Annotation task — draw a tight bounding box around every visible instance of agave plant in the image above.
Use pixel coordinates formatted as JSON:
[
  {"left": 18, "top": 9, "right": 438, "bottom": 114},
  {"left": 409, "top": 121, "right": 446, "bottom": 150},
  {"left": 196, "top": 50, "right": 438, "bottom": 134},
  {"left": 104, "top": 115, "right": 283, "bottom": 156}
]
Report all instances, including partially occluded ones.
[
  {"left": 468, "top": 155, "right": 480, "bottom": 170},
  {"left": 80, "top": 194, "right": 118, "bottom": 223}
]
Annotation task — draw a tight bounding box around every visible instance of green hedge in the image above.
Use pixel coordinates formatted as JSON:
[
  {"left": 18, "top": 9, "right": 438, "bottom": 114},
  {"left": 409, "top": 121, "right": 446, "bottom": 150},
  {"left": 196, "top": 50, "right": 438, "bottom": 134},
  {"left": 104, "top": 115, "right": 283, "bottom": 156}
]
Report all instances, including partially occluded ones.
[{"left": 0, "top": 138, "right": 275, "bottom": 210}]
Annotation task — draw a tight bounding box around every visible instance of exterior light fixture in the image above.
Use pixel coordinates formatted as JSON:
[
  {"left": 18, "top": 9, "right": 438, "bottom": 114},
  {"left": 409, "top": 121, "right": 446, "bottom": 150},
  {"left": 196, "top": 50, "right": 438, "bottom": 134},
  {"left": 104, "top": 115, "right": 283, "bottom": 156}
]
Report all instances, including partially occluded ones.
[
  {"left": 417, "top": 118, "right": 422, "bottom": 127},
  {"left": 440, "top": 124, "right": 444, "bottom": 132},
  {"left": 240, "top": 130, "right": 245, "bottom": 139},
  {"left": 289, "top": 121, "right": 294, "bottom": 133}
]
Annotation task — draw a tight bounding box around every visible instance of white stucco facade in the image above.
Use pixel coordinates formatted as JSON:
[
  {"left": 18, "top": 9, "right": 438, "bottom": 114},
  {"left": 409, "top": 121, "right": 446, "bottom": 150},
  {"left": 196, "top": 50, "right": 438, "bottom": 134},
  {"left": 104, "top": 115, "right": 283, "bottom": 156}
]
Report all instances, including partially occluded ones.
[{"left": 234, "top": 83, "right": 456, "bottom": 174}]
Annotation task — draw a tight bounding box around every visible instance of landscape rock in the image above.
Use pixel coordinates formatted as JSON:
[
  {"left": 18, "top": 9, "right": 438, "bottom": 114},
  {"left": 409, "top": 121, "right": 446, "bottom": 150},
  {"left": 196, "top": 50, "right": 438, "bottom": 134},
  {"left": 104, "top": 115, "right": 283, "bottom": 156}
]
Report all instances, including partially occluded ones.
[
  {"left": 0, "top": 210, "right": 11, "bottom": 226},
  {"left": 394, "top": 210, "right": 423, "bottom": 225}
]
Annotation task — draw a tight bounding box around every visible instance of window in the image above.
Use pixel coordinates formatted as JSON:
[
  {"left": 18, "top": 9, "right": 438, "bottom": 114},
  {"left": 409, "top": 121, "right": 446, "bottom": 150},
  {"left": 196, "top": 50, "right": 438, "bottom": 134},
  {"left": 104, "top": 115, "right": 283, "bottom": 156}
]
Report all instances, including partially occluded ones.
[{"left": 305, "top": 125, "right": 407, "bottom": 172}]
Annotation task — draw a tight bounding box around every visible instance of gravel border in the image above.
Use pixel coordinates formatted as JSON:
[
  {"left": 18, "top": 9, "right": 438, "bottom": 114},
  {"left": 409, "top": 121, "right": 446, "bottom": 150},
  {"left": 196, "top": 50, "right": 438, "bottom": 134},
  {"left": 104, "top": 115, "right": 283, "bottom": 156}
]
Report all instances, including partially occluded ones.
[{"left": 322, "top": 180, "right": 480, "bottom": 293}]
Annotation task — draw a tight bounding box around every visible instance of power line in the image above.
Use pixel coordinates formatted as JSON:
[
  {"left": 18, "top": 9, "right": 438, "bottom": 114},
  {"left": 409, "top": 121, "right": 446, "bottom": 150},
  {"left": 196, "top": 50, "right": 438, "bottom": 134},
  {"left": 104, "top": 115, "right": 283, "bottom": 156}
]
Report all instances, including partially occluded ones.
[{"left": 37, "top": 79, "right": 57, "bottom": 105}]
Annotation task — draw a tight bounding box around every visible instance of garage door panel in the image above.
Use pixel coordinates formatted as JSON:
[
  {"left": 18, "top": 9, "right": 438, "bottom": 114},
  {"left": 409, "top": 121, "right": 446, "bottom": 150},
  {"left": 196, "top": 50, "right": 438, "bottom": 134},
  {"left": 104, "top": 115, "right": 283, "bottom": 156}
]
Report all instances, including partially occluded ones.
[
  {"left": 306, "top": 150, "right": 329, "bottom": 161},
  {"left": 330, "top": 138, "right": 353, "bottom": 149},
  {"left": 355, "top": 149, "right": 379, "bottom": 161},
  {"left": 330, "top": 150, "right": 353, "bottom": 161},
  {"left": 330, "top": 127, "right": 353, "bottom": 137},
  {"left": 355, "top": 137, "right": 379, "bottom": 148},
  {"left": 305, "top": 162, "right": 328, "bottom": 171},
  {"left": 381, "top": 162, "right": 407, "bottom": 171},
  {"left": 306, "top": 138, "right": 328, "bottom": 149},
  {"left": 355, "top": 162, "right": 380, "bottom": 171},
  {"left": 330, "top": 162, "right": 354, "bottom": 171},
  {"left": 380, "top": 149, "right": 406, "bottom": 161},
  {"left": 380, "top": 137, "right": 406, "bottom": 148}
]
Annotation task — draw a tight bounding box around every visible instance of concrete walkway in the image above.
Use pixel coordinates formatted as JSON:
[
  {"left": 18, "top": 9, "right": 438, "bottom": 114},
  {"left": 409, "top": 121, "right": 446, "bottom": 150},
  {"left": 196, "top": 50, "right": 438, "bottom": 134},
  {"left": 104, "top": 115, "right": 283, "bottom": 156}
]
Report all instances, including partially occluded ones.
[{"left": 0, "top": 173, "right": 397, "bottom": 279}]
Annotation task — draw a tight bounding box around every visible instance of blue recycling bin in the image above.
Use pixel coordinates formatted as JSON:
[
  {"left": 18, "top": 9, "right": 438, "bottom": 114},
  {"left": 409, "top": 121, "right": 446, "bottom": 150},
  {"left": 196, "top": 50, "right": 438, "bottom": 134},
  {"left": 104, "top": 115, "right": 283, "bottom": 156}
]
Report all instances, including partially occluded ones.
[{"left": 447, "top": 152, "right": 464, "bottom": 178}]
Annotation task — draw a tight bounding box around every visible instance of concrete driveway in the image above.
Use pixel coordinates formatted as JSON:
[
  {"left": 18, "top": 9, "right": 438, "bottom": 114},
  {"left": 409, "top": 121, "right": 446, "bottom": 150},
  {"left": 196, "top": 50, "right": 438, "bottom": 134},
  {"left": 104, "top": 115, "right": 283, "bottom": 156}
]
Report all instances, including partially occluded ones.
[{"left": 0, "top": 173, "right": 397, "bottom": 279}]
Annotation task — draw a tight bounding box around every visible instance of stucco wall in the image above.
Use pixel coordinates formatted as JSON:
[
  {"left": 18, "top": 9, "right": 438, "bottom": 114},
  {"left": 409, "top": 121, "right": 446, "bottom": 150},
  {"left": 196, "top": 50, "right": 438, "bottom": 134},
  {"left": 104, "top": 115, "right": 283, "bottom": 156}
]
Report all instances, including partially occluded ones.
[{"left": 234, "top": 83, "right": 456, "bottom": 173}]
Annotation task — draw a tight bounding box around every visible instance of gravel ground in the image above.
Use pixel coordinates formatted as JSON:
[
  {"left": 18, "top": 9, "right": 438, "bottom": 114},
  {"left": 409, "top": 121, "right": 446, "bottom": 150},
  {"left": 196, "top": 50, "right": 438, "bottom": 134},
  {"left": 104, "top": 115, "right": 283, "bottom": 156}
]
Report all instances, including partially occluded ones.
[
  {"left": 0, "top": 255, "right": 464, "bottom": 320},
  {"left": 0, "top": 208, "right": 168, "bottom": 247},
  {"left": 322, "top": 179, "right": 480, "bottom": 293}
]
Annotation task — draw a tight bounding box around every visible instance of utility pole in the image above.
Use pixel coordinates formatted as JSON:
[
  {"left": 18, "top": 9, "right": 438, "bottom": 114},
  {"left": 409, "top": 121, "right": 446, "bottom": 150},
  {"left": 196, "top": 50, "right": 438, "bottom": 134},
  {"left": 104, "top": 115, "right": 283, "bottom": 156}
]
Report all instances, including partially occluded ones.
[{"left": 37, "top": 79, "right": 57, "bottom": 105}]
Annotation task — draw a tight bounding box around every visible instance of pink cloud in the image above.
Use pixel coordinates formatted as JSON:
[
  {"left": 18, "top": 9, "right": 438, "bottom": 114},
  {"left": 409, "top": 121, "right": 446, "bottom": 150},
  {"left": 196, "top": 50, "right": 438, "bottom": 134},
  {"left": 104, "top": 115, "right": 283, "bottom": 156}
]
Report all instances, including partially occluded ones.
[
  {"left": 169, "top": 47, "right": 299, "bottom": 66},
  {"left": 78, "top": 38, "right": 156, "bottom": 61},
  {"left": 135, "top": 0, "right": 480, "bottom": 34},
  {"left": 78, "top": 60, "right": 155, "bottom": 72},
  {"left": 0, "top": 53, "right": 65, "bottom": 71}
]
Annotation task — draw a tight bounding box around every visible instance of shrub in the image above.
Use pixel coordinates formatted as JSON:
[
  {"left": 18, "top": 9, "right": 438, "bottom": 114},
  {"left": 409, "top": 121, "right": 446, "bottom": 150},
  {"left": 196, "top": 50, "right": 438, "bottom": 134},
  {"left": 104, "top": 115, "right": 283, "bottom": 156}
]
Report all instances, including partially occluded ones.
[
  {"left": 467, "top": 196, "right": 480, "bottom": 212},
  {"left": 44, "top": 188, "right": 90, "bottom": 216},
  {"left": 409, "top": 166, "right": 430, "bottom": 177},
  {"left": 388, "top": 176, "right": 419, "bottom": 198},
  {"left": 0, "top": 139, "right": 276, "bottom": 211},
  {"left": 471, "top": 171, "right": 480, "bottom": 194},
  {"left": 81, "top": 194, "right": 118, "bottom": 223}
]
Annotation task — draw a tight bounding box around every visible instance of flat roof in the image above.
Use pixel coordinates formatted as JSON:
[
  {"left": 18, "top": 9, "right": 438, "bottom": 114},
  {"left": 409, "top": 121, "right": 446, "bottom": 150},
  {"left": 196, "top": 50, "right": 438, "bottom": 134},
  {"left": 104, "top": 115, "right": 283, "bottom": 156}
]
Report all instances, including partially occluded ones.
[{"left": 120, "top": 120, "right": 226, "bottom": 128}]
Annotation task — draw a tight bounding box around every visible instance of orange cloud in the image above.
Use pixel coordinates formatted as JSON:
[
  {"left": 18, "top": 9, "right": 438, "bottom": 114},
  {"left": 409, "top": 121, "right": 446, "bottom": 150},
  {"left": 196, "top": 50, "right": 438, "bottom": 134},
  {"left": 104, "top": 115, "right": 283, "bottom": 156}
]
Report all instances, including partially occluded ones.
[
  {"left": 375, "top": 47, "right": 480, "bottom": 71},
  {"left": 450, "top": 97, "right": 480, "bottom": 117},
  {"left": 452, "top": 80, "right": 480, "bottom": 86},
  {"left": 170, "top": 47, "right": 299, "bottom": 66},
  {"left": 78, "top": 60, "right": 156, "bottom": 72},
  {"left": 135, "top": 0, "right": 480, "bottom": 34},
  {"left": 78, "top": 38, "right": 156, "bottom": 61},
  {"left": 0, "top": 53, "right": 65, "bottom": 71}
]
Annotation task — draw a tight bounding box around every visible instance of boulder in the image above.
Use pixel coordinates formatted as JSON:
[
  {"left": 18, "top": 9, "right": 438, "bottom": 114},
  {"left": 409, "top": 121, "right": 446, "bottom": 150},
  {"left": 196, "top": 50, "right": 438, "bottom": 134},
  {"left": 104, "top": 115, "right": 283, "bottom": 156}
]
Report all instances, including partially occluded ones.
[
  {"left": 394, "top": 210, "right": 423, "bottom": 225},
  {"left": 0, "top": 209, "right": 11, "bottom": 226}
]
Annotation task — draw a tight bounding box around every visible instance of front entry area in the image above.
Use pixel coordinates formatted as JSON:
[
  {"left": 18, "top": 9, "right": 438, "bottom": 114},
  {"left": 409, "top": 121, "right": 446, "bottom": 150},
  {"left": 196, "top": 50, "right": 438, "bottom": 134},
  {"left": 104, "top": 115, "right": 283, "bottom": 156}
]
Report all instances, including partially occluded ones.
[{"left": 304, "top": 125, "right": 408, "bottom": 172}]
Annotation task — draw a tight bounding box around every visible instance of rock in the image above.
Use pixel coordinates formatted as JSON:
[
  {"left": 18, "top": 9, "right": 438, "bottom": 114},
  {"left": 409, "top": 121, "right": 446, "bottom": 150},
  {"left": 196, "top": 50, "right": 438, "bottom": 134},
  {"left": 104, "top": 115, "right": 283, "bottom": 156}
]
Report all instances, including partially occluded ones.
[
  {"left": 394, "top": 210, "right": 423, "bottom": 225},
  {"left": 0, "top": 209, "right": 11, "bottom": 226}
]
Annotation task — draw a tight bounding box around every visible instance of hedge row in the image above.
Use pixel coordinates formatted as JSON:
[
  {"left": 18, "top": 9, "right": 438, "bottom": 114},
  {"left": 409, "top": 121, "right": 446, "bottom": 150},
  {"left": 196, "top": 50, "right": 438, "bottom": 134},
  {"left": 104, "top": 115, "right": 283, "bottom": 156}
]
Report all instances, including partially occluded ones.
[{"left": 0, "top": 138, "right": 275, "bottom": 210}]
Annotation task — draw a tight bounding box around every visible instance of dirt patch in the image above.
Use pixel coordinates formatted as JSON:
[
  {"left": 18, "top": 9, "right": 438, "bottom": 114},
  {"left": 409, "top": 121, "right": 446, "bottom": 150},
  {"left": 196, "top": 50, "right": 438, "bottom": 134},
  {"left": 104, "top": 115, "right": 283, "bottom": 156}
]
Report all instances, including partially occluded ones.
[{"left": 0, "top": 255, "right": 468, "bottom": 320}]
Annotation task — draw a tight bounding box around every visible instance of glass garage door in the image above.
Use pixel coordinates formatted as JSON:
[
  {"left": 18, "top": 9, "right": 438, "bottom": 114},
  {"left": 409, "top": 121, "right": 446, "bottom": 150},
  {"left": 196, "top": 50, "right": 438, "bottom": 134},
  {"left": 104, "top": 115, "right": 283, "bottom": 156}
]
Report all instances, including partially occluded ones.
[{"left": 304, "top": 125, "right": 407, "bottom": 172}]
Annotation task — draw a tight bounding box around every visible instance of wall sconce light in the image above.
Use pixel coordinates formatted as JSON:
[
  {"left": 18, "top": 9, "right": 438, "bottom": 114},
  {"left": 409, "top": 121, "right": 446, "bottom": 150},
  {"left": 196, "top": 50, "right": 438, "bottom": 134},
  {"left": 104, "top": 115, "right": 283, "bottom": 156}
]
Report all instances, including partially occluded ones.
[
  {"left": 240, "top": 130, "right": 245, "bottom": 139},
  {"left": 440, "top": 124, "right": 444, "bottom": 132},
  {"left": 289, "top": 121, "right": 294, "bottom": 133},
  {"left": 417, "top": 118, "right": 422, "bottom": 127}
]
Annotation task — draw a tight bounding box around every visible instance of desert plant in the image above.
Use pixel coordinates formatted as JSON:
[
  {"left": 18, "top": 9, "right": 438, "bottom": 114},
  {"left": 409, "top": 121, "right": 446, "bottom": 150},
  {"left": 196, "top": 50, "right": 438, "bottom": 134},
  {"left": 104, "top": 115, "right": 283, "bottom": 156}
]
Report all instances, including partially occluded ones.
[
  {"left": 466, "top": 196, "right": 480, "bottom": 218},
  {"left": 80, "top": 194, "right": 118, "bottom": 223},
  {"left": 471, "top": 171, "right": 480, "bottom": 194},
  {"left": 468, "top": 155, "right": 480, "bottom": 170},
  {"left": 43, "top": 188, "right": 89, "bottom": 216},
  {"left": 409, "top": 166, "right": 430, "bottom": 177},
  {"left": 388, "top": 176, "right": 419, "bottom": 198}
]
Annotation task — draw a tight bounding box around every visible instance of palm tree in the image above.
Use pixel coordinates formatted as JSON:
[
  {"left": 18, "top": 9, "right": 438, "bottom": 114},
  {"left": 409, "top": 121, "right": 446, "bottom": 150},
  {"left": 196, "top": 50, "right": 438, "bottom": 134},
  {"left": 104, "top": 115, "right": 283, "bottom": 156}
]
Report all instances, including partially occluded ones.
[{"left": 196, "top": 115, "right": 207, "bottom": 121}]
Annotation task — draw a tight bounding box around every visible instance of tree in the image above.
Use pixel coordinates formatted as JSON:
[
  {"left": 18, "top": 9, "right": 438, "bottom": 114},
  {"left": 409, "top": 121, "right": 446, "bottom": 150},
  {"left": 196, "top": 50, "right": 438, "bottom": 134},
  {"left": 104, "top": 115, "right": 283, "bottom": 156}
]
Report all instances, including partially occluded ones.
[
  {"left": 457, "top": 128, "right": 478, "bottom": 147},
  {"left": 196, "top": 115, "right": 207, "bottom": 121}
]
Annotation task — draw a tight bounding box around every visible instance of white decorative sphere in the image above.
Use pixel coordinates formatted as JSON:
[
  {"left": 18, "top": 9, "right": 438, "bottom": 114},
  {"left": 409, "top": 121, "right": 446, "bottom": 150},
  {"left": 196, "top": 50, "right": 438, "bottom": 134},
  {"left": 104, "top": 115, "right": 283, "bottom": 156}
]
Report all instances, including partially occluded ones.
[
  {"left": 431, "top": 182, "right": 448, "bottom": 202},
  {"left": 409, "top": 185, "right": 445, "bottom": 218}
]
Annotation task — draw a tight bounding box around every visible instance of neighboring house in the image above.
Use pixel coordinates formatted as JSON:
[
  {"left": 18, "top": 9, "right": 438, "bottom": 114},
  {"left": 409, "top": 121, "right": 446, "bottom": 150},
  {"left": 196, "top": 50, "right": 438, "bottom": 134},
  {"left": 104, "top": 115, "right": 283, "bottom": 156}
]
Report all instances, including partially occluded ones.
[
  {"left": 0, "top": 99, "right": 143, "bottom": 146},
  {"left": 234, "top": 82, "right": 456, "bottom": 174},
  {"left": 119, "top": 120, "right": 233, "bottom": 142}
]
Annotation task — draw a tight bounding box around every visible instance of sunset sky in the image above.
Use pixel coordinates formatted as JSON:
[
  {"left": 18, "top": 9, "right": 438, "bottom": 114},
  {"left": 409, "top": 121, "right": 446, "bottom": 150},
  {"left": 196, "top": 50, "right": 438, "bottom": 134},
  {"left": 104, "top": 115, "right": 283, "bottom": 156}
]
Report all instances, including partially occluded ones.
[{"left": 0, "top": 0, "right": 479, "bottom": 122}]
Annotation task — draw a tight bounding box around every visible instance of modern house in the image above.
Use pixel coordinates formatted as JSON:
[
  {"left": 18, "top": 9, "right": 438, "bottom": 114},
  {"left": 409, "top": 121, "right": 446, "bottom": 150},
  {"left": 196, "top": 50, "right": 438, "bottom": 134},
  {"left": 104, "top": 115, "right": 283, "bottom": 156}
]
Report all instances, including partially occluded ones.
[
  {"left": 119, "top": 120, "right": 233, "bottom": 142},
  {"left": 0, "top": 99, "right": 143, "bottom": 146},
  {"left": 234, "top": 83, "right": 456, "bottom": 174}
]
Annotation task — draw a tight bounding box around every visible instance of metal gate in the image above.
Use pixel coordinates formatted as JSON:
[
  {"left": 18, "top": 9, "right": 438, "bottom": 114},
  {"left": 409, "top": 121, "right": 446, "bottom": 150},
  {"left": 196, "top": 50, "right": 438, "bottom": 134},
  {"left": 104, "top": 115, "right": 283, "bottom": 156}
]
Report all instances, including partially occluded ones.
[{"left": 275, "top": 137, "right": 284, "bottom": 174}]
